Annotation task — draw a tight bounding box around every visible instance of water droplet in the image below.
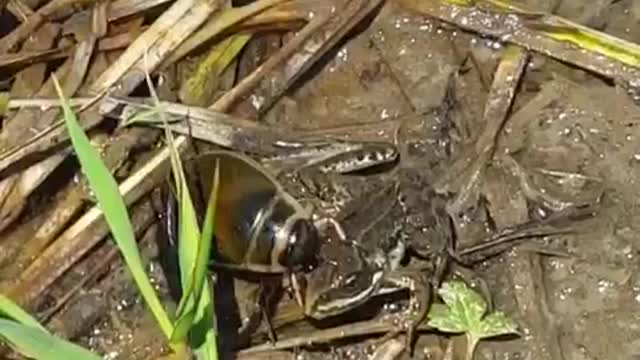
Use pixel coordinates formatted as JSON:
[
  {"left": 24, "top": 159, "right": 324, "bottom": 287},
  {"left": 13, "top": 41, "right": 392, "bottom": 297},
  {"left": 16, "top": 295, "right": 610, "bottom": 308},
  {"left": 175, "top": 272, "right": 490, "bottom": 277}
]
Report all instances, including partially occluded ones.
[{"left": 250, "top": 94, "right": 264, "bottom": 110}]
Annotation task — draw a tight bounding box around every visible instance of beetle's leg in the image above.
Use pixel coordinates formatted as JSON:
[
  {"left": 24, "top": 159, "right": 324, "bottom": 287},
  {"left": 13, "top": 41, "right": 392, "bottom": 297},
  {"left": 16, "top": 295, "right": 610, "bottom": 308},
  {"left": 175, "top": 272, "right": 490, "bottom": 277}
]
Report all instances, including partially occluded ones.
[
  {"left": 258, "top": 279, "right": 281, "bottom": 344},
  {"left": 313, "top": 216, "right": 347, "bottom": 241},
  {"left": 289, "top": 272, "right": 306, "bottom": 309},
  {"left": 156, "top": 186, "right": 184, "bottom": 302}
]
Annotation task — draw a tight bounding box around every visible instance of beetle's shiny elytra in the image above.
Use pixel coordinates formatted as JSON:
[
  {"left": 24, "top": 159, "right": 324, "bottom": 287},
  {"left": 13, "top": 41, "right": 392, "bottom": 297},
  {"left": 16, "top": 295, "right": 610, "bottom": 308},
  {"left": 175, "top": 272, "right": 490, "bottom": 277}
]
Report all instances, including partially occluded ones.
[{"left": 187, "top": 150, "right": 321, "bottom": 274}]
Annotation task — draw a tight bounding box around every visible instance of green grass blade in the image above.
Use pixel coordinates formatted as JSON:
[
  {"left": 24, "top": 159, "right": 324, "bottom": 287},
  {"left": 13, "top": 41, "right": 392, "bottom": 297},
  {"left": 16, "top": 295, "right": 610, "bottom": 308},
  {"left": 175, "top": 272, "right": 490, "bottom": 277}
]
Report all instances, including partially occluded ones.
[
  {"left": 172, "top": 159, "right": 219, "bottom": 342},
  {"left": 121, "top": 108, "right": 162, "bottom": 127},
  {"left": 169, "top": 181, "right": 201, "bottom": 343},
  {"left": 147, "top": 66, "right": 218, "bottom": 359},
  {"left": 0, "top": 295, "right": 48, "bottom": 333},
  {"left": 176, "top": 177, "right": 202, "bottom": 292},
  {"left": 532, "top": 25, "right": 640, "bottom": 68},
  {"left": 190, "top": 288, "right": 218, "bottom": 360},
  {"left": 484, "top": 0, "right": 640, "bottom": 68},
  {"left": 52, "top": 76, "right": 174, "bottom": 340},
  {"left": 163, "top": 138, "right": 220, "bottom": 360},
  {"left": 159, "top": 86, "right": 202, "bottom": 344},
  {"left": 0, "top": 318, "right": 101, "bottom": 360},
  {"left": 197, "top": 159, "right": 220, "bottom": 295},
  {"left": 188, "top": 152, "right": 221, "bottom": 360},
  {"left": 165, "top": 143, "right": 219, "bottom": 359},
  {"left": 0, "top": 92, "right": 8, "bottom": 117},
  {"left": 442, "top": 0, "right": 474, "bottom": 5}
]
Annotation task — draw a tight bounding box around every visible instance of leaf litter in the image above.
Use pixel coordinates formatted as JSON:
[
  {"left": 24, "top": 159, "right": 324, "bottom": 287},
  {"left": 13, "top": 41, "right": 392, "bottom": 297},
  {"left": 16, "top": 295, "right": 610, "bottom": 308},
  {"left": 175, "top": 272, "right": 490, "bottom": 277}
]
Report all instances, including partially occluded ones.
[{"left": 0, "top": 0, "right": 640, "bottom": 359}]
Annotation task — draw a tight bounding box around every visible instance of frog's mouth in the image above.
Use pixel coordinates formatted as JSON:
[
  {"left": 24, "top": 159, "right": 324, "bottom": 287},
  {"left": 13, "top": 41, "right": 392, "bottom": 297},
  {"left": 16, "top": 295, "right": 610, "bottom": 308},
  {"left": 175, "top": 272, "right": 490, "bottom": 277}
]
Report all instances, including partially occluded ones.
[{"left": 305, "top": 269, "right": 385, "bottom": 319}]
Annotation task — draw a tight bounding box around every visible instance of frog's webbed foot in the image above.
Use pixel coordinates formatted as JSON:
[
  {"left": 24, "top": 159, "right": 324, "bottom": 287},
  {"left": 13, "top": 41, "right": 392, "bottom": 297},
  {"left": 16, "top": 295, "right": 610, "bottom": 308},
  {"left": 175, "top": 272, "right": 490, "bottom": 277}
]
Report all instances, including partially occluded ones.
[
  {"left": 381, "top": 269, "right": 432, "bottom": 354},
  {"left": 451, "top": 200, "right": 598, "bottom": 266},
  {"left": 442, "top": 153, "right": 602, "bottom": 267}
]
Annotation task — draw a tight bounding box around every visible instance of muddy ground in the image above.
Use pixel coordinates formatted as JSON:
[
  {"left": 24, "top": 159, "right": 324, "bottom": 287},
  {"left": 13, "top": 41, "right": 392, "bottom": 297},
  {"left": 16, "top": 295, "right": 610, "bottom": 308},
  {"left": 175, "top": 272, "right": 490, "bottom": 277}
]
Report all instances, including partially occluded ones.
[
  {"left": 2, "top": 0, "right": 640, "bottom": 359},
  {"left": 246, "top": 1, "right": 640, "bottom": 359}
]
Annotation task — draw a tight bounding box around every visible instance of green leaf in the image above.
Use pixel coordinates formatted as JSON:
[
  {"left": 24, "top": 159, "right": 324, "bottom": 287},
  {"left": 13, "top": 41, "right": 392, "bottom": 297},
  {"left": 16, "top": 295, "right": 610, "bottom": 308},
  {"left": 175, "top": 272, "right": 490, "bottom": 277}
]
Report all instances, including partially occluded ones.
[
  {"left": 0, "top": 318, "right": 101, "bottom": 360},
  {"left": 170, "top": 174, "right": 203, "bottom": 343},
  {"left": 427, "top": 303, "right": 467, "bottom": 333},
  {"left": 427, "top": 280, "right": 520, "bottom": 360},
  {"left": 475, "top": 311, "right": 520, "bottom": 339},
  {"left": 428, "top": 280, "right": 519, "bottom": 340},
  {"left": 0, "top": 295, "right": 48, "bottom": 333},
  {"left": 438, "top": 280, "right": 487, "bottom": 329},
  {"left": 191, "top": 160, "right": 220, "bottom": 298},
  {"left": 53, "top": 76, "right": 174, "bottom": 340}
]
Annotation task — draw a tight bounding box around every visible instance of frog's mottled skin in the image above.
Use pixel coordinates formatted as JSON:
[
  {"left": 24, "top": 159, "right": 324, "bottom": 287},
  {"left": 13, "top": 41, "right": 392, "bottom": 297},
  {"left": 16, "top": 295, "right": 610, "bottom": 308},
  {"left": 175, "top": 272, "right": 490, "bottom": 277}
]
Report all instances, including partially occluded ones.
[{"left": 283, "top": 144, "right": 453, "bottom": 327}]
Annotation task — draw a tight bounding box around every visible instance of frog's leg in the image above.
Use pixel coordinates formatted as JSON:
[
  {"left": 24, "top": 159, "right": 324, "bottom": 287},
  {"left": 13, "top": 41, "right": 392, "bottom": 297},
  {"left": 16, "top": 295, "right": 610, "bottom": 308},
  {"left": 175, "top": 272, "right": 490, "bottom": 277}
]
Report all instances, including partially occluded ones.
[
  {"left": 293, "top": 143, "right": 399, "bottom": 220},
  {"left": 451, "top": 208, "right": 583, "bottom": 265},
  {"left": 379, "top": 269, "right": 432, "bottom": 354},
  {"left": 446, "top": 203, "right": 596, "bottom": 314},
  {"left": 309, "top": 143, "right": 399, "bottom": 175},
  {"left": 444, "top": 156, "right": 600, "bottom": 265}
]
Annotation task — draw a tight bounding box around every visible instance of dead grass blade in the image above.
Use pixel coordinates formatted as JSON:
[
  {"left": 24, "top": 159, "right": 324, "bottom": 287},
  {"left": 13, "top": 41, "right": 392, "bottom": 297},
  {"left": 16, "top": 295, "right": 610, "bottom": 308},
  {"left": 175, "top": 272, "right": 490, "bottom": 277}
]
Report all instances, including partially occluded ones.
[
  {"left": 9, "top": 23, "right": 60, "bottom": 98},
  {"left": 215, "top": 0, "right": 384, "bottom": 115},
  {"left": 163, "top": 0, "right": 286, "bottom": 66},
  {"left": 397, "top": 0, "right": 640, "bottom": 86},
  {"left": 241, "top": 315, "right": 437, "bottom": 354},
  {"left": 178, "top": 33, "right": 251, "bottom": 106},
  {"left": 89, "top": 0, "right": 222, "bottom": 96},
  {"left": 436, "top": 45, "right": 529, "bottom": 212},
  {"left": 0, "top": 32, "right": 96, "bottom": 233},
  {"left": 0, "top": 0, "right": 95, "bottom": 53},
  {"left": 0, "top": 48, "right": 64, "bottom": 68}
]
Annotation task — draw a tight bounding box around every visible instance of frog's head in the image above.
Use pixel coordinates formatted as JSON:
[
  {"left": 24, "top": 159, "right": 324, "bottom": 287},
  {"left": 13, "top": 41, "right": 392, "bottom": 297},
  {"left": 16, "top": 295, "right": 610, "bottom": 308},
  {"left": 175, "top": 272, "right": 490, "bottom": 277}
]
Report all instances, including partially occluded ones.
[{"left": 294, "top": 239, "right": 385, "bottom": 319}]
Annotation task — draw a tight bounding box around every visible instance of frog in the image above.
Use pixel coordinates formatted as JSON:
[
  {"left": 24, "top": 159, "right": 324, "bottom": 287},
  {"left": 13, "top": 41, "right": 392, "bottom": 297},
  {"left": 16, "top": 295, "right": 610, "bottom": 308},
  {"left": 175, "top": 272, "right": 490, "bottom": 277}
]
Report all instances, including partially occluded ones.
[
  {"left": 290, "top": 168, "right": 452, "bottom": 347},
  {"left": 263, "top": 141, "right": 452, "bottom": 346},
  {"left": 286, "top": 136, "right": 600, "bottom": 350}
]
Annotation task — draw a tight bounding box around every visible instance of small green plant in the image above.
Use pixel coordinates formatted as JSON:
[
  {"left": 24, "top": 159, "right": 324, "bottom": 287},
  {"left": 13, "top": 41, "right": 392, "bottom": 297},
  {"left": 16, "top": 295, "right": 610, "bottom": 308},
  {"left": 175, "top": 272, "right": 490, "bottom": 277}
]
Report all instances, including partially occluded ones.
[
  {"left": 0, "top": 75, "right": 220, "bottom": 359},
  {"left": 56, "top": 73, "right": 220, "bottom": 359},
  {"left": 427, "top": 280, "right": 520, "bottom": 360},
  {"left": 0, "top": 295, "right": 101, "bottom": 360}
]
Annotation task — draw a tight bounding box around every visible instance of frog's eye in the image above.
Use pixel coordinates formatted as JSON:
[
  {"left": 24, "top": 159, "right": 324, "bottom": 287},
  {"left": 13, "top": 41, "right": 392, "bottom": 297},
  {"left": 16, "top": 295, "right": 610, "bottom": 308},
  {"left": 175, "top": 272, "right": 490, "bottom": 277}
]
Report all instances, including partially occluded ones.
[{"left": 280, "top": 219, "right": 320, "bottom": 271}]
